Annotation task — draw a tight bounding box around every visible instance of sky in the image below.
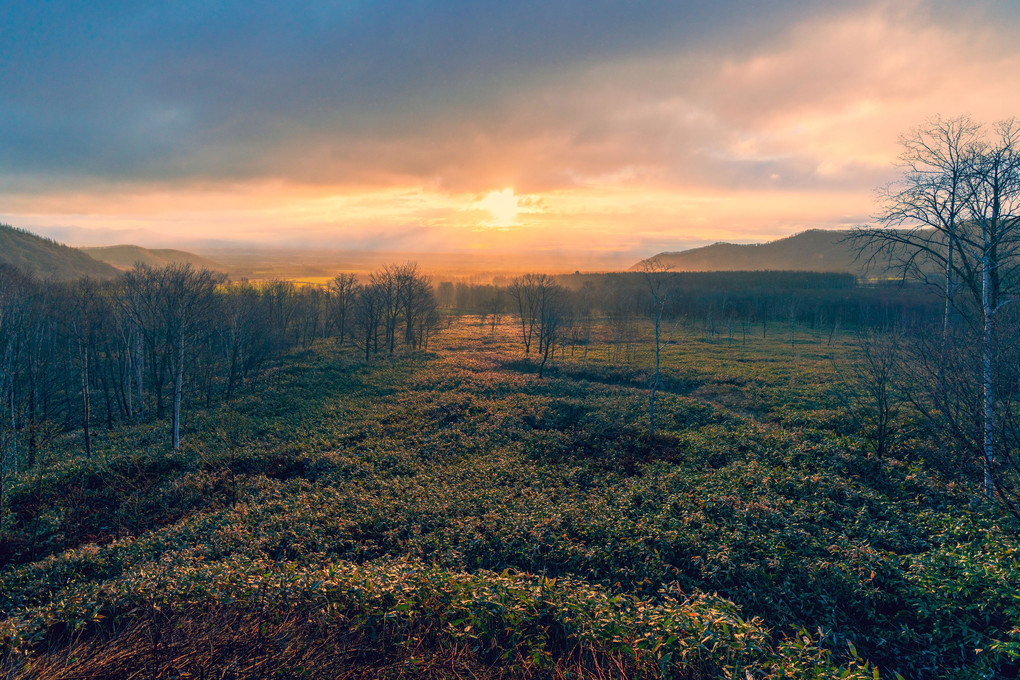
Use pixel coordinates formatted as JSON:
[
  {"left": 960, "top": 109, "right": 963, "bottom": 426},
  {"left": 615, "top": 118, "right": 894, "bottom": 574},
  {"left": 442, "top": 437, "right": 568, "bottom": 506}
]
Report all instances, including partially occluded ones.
[{"left": 3, "top": 0, "right": 1020, "bottom": 260}]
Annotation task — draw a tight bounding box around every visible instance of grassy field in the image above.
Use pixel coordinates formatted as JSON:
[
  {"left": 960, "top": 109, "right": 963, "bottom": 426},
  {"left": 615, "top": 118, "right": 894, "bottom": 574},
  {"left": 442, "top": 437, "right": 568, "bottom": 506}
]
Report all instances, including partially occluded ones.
[{"left": 1, "top": 316, "right": 1018, "bottom": 679}]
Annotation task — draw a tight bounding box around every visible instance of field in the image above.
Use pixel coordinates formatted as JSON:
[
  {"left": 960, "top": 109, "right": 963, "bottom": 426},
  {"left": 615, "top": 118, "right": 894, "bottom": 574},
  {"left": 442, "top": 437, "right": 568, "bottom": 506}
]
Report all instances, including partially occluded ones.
[{"left": 2, "top": 316, "right": 1018, "bottom": 679}]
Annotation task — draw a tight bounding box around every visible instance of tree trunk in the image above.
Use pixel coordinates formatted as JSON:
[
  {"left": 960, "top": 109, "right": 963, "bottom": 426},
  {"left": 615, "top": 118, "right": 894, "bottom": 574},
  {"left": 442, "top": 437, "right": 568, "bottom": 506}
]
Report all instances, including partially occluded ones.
[
  {"left": 938, "top": 238, "right": 954, "bottom": 394},
  {"left": 99, "top": 360, "right": 114, "bottom": 429},
  {"left": 538, "top": 345, "right": 550, "bottom": 378},
  {"left": 650, "top": 304, "right": 661, "bottom": 440},
  {"left": 982, "top": 247, "right": 995, "bottom": 499},
  {"left": 9, "top": 387, "right": 17, "bottom": 474},
  {"left": 134, "top": 333, "right": 144, "bottom": 420},
  {"left": 27, "top": 373, "right": 36, "bottom": 470},
  {"left": 81, "top": 340, "right": 92, "bottom": 458},
  {"left": 153, "top": 352, "right": 164, "bottom": 420},
  {"left": 173, "top": 332, "right": 184, "bottom": 451}
]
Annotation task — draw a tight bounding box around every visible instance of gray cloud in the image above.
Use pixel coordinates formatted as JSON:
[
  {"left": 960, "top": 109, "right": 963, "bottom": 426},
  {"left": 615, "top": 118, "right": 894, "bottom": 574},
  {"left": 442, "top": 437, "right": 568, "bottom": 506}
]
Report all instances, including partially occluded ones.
[
  {"left": 0, "top": 1, "right": 875, "bottom": 182},
  {"left": 2, "top": 0, "right": 1019, "bottom": 233}
]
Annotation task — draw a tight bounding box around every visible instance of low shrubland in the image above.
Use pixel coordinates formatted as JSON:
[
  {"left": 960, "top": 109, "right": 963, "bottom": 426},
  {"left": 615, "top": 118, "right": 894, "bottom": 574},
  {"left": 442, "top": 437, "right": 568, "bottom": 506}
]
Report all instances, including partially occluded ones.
[{"left": 1, "top": 318, "right": 1017, "bottom": 678}]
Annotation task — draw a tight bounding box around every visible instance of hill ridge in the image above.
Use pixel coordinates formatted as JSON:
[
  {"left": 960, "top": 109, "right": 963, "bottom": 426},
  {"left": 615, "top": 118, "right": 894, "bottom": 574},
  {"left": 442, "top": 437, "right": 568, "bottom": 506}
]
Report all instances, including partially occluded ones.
[
  {"left": 81, "top": 244, "right": 223, "bottom": 271},
  {"left": 0, "top": 223, "right": 119, "bottom": 280},
  {"left": 633, "top": 228, "right": 864, "bottom": 273}
]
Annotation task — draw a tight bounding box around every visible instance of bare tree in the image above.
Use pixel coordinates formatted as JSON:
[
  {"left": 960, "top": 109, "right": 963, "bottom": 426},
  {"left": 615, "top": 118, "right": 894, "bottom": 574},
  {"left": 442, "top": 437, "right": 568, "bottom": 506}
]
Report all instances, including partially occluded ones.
[
  {"left": 346, "top": 264, "right": 438, "bottom": 358},
  {"left": 852, "top": 117, "right": 1020, "bottom": 501},
  {"left": 66, "top": 278, "right": 109, "bottom": 458},
  {"left": 535, "top": 284, "right": 566, "bottom": 378},
  {"left": 161, "top": 265, "right": 223, "bottom": 450},
  {"left": 963, "top": 120, "right": 1020, "bottom": 499},
  {"left": 121, "top": 264, "right": 223, "bottom": 449},
  {"left": 261, "top": 280, "right": 301, "bottom": 349},
  {"left": 328, "top": 273, "right": 359, "bottom": 344},
  {"left": 833, "top": 329, "right": 903, "bottom": 459},
  {"left": 121, "top": 264, "right": 168, "bottom": 420},
  {"left": 371, "top": 266, "right": 401, "bottom": 354},
  {"left": 219, "top": 281, "right": 277, "bottom": 402},
  {"left": 352, "top": 283, "right": 383, "bottom": 360},
  {"left": 0, "top": 266, "right": 35, "bottom": 521},
  {"left": 568, "top": 282, "right": 594, "bottom": 361},
  {"left": 851, "top": 115, "right": 981, "bottom": 387},
  {"left": 507, "top": 273, "right": 564, "bottom": 373},
  {"left": 395, "top": 262, "right": 434, "bottom": 350},
  {"left": 507, "top": 274, "right": 543, "bottom": 355},
  {"left": 294, "top": 285, "right": 328, "bottom": 346},
  {"left": 641, "top": 257, "right": 679, "bottom": 439},
  {"left": 484, "top": 289, "right": 505, "bottom": 335}
]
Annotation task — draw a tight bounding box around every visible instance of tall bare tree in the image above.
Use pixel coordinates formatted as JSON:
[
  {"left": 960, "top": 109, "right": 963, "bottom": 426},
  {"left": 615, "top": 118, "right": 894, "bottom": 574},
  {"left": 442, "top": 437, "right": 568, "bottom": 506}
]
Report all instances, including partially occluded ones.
[
  {"left": 507, "top": 273, "right": 558, "bottom": 356},
  {"left": 395, "top": 262, "right": 434, "bottom": 349},
  {"left": 852, "top": 117, "right": 1020, "bottom": 501},
  {"left": 352, "top": 283, "right": 383, "bottom": 360},
  {"left": 161, "top": 265, "right": 223, "bottom": 450},
  {"left": 328, "top": 273, "right": 359, "bottom": 344},
  {"left": 963, "top": 120, "right": 1020, "bottom": 498},
  {"left": 641, "top": 257, "right": 679, "bottom": 439},
  {"left": 67, "top": 278, "right": 109, "bottom": 458},
  {"left": 851, "top": 115, "right": 981, "bottom": 388},
  {"left": 535, "top": 283, "right": 565, "bottom": 378}
]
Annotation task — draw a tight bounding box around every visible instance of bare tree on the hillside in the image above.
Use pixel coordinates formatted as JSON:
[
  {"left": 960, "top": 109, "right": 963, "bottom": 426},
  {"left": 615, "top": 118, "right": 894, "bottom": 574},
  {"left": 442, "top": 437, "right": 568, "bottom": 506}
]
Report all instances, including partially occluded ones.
[
  {"left": 965, "top": 120, "right": 1020, "bottom": 499},
  {"left": 262, "top": 280, "right": 301, "bottom": 348},
  {"left": 121, "top": 265, "right": 165, "bottom": 420},
  {"left": 122, "top": 264, "right": 222, "bottom": 450},
  {"left": 395, "top": 262, "right": 436, "bottom": 350},
  {"left": 570, "top": 282, "right": 594, "bottom": 361},
  {"left": 161, "top": 265, "right": 223, "bottom": 450},
  {"left": 371, "top": 266, "right": 400, "bottom": 354},
  {"left": 507, "top": 273, "right": 565, "bottom": 375},
  {"left": 0, "top": 266, "right": 35, "bottom": 521},
  {"left": 220, "top": 281, "right": 276, "bottom": 402},
  {"left": 67, "top": 278, "right": 109, "bottom": 458}
]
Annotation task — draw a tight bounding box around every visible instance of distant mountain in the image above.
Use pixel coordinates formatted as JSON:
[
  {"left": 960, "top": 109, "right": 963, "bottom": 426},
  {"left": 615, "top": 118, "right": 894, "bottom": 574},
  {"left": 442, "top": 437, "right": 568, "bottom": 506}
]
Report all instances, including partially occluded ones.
[
  {"left": 632, "top": 229, "right": 879, "bottom": 274},
  {"left": 81, "top": 245, "right": 223, "bottom": 271},
  {"left": 0, "top": 223, "right": 119, "bottom": 280}
]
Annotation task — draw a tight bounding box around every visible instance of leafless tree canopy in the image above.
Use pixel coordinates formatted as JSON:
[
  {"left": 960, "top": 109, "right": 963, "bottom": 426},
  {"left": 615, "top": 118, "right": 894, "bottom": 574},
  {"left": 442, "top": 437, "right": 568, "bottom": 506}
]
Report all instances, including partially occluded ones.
[{"left": 851, "top": 116, "right": 1020, "bottom": 503}]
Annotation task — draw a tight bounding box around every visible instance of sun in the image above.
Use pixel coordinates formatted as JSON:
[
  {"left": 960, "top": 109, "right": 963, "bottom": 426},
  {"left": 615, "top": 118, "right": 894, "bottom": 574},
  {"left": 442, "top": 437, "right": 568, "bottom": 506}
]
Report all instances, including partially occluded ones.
[{"left": 476, "top": 188, "right": 520, "bottom": 227}]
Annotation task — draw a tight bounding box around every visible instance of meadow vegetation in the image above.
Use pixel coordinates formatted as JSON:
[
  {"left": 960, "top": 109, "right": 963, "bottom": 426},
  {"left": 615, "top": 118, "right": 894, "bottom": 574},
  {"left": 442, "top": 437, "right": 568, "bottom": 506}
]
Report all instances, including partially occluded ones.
[{"left": 2, "top": 308, "right": 1018, "bottom": 679}]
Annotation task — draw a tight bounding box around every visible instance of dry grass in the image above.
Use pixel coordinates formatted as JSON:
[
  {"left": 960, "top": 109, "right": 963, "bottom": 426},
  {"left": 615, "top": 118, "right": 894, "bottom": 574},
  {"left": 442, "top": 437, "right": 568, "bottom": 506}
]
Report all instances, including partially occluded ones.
[{"left": 11, "top": 606, "right": 643, "bottom": 680}]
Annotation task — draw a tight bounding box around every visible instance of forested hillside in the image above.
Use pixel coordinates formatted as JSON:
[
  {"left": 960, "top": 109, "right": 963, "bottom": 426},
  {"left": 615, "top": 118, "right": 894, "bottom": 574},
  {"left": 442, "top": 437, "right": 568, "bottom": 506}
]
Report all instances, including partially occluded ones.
[
  {"left": 0, "top": 224, "right": 118, "bottom": 280},
  {"left": 632, "top": 229, "right": 884, "bottom": 275},
  {"left": 81, "top": 245, "right": 223, "bottom": 271}
]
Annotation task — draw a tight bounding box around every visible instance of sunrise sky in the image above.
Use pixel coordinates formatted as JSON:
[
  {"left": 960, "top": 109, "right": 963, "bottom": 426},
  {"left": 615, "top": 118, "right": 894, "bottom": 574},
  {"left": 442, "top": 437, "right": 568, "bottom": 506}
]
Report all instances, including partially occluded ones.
[{"left": 3, "top": 0, "right": 1020, "bottom": 259}]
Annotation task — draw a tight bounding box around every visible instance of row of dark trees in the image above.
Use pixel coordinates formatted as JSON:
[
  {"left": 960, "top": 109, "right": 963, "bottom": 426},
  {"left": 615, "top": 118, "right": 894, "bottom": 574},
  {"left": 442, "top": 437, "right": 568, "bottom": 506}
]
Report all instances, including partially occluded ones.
[
  {"left": 444, "top": 270, "right": 940, "bottom": 346},
  {"left": 0, "top": 262, "right": 438, "bottom": 499},
  {"left": 491, "top": 266, "right": 942, "bottom": 439}
]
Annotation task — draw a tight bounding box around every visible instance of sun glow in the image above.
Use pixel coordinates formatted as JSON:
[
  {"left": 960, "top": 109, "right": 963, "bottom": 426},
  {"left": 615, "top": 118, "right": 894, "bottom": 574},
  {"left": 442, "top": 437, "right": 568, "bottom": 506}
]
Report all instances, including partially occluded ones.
[{"left": 476, "top": 188, "right": 520, "bottom": 227}]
